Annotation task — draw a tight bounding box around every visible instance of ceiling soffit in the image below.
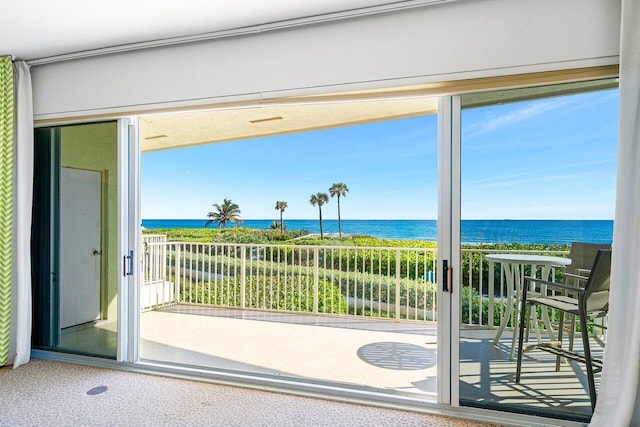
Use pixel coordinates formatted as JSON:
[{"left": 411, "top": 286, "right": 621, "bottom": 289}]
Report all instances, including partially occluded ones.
[{"left": 140, "top": 97, "right": 438, "bottom": 152}]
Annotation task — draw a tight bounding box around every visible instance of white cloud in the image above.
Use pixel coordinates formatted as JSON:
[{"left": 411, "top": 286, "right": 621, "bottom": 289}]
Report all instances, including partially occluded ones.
[{"left": 464, "top": 98, "right": 571, "bottom": 139}]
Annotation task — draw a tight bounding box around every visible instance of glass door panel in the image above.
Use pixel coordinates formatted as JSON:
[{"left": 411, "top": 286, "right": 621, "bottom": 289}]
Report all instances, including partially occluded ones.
[
  {"left": 137, "top": 98, "right": 441, "bottom": 400},
  {"left": 32, "top": 122, "right": 120, "bottom": 359},
  {"left": 456, "top": 81, "right": 618, "bottom": 421}
]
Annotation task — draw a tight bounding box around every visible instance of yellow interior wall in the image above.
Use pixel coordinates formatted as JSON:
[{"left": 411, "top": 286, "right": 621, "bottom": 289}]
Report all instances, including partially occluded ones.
[{"left": 60, "top": 122, "right": 119, "bottom": 322}]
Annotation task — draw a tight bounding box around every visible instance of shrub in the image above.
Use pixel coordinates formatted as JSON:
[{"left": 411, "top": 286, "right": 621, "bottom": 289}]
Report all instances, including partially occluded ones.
[
  {"left": 173, "top": 250, "right": 437, "bottom": 320},
  {"left": 460, "top": 286, "right": 507, "bottom": 326},
  {"left": 144, "top": 227, "right": 309, "bottom": 244},
  {"left": 211, "top": 228, "right": 269, "bottom": 244},
  {"left": 180, "top": 275, "right": 347, "bottom": 314}
]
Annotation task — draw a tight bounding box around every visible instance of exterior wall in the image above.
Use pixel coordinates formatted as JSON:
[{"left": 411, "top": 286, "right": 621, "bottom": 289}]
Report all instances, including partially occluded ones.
[{"left": 31, "top": 0, "right": 621, "bottom": 120}]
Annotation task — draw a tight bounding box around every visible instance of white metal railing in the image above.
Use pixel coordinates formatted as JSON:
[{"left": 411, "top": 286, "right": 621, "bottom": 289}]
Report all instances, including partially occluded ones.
[
  {"left": 458, "top": 249, "right": 569, "bottom": 328},
  {"left": 141, "top": 234, "right": 171, "bottom": 311},
  {"left": 141, "top": 239, "right": 438, "bottom": 321},
  {"left": 142, "top": 234, "right": 168, "bottom": 245},
  {"left": 140, "top": 236, "right": 570, "bottom": 327}
]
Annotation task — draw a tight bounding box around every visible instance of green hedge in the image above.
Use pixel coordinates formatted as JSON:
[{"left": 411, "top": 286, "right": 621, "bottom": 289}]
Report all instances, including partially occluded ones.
[
  {"left": 173, "top": 251, "right": 437, "bottom": 315},
  {"left": 156, "top": 240, "right": 573, "bottom": 324},
  {"left": 460, "top": 286, "right": 507, "bottom": 326},
  {"left": 180, "top": 275, "right": 346, "bottom": 314},
  {"left": 175, "top": 244, "right": 437, "bottom": 282},
  {"left": 144, "top": 227, "right": 309, "bottom": 244},
  {"left": 460, "top": 243, "right": 569, "bottom": 291}
]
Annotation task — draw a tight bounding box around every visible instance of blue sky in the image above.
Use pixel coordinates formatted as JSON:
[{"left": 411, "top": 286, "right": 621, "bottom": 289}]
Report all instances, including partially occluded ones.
[
  {"left": 141, "top": 88, "right": 618, "bottom": 220},
  {"left": 461, "top": 89, "right": 618, "bottom": 219}
]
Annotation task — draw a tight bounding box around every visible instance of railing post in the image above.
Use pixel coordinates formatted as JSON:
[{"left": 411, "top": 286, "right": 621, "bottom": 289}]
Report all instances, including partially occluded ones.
[
  {"left": 467, "top": 252, "right": 472, "bottom": 326},
  {"left": 488, "top": 259, "right": 494, "bottom": 328},
  {"left": 240, "top": 245, "right": 247, "bottom": 308},
  {"left": 395, "top": 249, "right": 401, "bottom": 320},
  {"left": 175, "top": 244, "right": 181, "bottom": 303},
  {"left": 313, "top": 247, "right": 319, "bottom": 313},
  {"left": 478, "top": 254, "right": 484, "bottom": 326},
  {"left": 161, "top": 240, "right": 167, "bottom": 290},
  {"left": 433, "top": 249, "right": 438, "bottom": 322}
]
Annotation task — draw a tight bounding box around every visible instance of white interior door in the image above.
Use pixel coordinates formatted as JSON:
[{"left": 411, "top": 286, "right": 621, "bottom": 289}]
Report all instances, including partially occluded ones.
[{"left": 59, "top": 167, "right": 102, "bottom": 329}]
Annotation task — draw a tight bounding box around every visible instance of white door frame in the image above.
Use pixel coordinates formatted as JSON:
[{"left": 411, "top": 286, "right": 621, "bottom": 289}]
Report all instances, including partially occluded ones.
[
  {"left": 450, "top": 95, "right": 462, "bottom": 407},
  {"left": 437, "top": 96, "right": 453, "bottom": 405},
  {"left": 436, "top": 95, "right": 462, "bottom": 407},
  {"left": 127, "top": 117, "right": 141, "bottom": 363},
  {"left": 114, "top": 100, "right": 462, "bottom": 402},
  {"left": 117, "top": 117, "right": 140, "bottom": 362},
  {"left": 121, "top": 101, "right": 460, "bottom": 398}
]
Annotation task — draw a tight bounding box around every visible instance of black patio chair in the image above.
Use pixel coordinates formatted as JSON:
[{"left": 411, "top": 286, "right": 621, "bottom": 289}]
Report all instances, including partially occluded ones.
[
  {"left": 515, "top": 249, "right": 612, "bottom": 411},
  {"left": 561, "top": 243, "right": 611, "bottom": 351}
]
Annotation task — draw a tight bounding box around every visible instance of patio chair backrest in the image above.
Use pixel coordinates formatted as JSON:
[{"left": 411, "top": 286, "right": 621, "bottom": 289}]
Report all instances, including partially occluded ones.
[
  {"left": 583, "top": 249, "right": 612, "bottom": 313},
  {"left": 566, "top": 242, "right": 611, "bottom": 276}
]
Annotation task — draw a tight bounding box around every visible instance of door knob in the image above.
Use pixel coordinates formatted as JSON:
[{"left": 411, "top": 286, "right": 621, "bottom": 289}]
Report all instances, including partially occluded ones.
[{"left": 92, "top": 249, "right": 102, "bottom": 256}]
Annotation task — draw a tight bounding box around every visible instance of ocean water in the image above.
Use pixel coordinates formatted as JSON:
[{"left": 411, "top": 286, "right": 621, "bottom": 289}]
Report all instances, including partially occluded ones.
[{"left": 141, "top": 219, "right": 613, "bottom": 245}]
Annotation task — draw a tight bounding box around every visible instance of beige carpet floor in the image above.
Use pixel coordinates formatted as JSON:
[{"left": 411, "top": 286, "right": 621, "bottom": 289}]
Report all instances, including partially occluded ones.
[{"left": 0, "top": 359, "right": 500, "bottom": 427}]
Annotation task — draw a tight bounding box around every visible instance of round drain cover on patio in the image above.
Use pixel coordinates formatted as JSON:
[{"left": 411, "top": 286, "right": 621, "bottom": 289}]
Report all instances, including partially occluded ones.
[{"left": 357, "top": 342, "right": 436, "bottom": 370}]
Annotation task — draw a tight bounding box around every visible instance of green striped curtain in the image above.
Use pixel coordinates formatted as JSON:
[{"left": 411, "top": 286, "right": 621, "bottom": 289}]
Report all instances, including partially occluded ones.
[{"left": 0, "top": 56, "right": 13, "bottom": 365}]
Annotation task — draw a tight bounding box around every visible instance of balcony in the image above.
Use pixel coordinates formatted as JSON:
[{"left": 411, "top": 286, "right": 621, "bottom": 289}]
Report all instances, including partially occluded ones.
[{"left": 138, "top": 235, "right": 602, "bottom": 420}]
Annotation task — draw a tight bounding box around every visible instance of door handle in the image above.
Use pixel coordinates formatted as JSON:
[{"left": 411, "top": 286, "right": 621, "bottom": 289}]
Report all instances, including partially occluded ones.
[
  {"left": 92, "top": 249, "right": 102, "bottom": 256},
  {"left": 123, "top": 250, "right": 134, "bottom": 276},
  {"left": 443, "top": 259, "right": 448, "bottom": 292},
  {"left": 442, "top": 259, "right": 453, "bottom": 294}
]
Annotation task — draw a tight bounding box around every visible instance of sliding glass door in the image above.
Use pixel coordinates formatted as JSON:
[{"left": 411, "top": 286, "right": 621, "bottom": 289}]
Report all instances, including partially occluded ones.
[
  {"left": 32, "top": 121, "right": 132, "bottom": 360},
  {"left": 455, "top": 80, "right": 618, "bottom": 421},
  {"left": 137, "top": 98, "right": 444, "bottom": 401}
]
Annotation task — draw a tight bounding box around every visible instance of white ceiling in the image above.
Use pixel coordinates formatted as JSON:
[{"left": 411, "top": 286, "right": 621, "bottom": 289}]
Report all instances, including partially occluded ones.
[
  {"left": 2, "top": 0, "right": 408, "bottom": 60},
  {"left": 4, "top": 0, "right": 441, "bottom": 151}
]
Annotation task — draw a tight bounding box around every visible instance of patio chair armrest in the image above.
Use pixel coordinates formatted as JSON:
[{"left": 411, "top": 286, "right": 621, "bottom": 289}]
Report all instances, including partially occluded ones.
[
  {"left": 523, "top": 276, "right": 586, "bottom": 294},
  {"left": 563, "top": 272, "right": 590, "bottom": 282}
]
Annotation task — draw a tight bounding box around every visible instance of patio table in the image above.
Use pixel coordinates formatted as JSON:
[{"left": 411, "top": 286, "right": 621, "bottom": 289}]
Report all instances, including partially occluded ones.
[{"left": 485, "top": 253, "right": 571, "bottom": 360}]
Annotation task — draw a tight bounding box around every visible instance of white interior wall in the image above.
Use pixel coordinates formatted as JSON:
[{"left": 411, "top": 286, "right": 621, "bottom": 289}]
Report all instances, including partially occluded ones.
[{"left": 31, "top": 0, "right": 621, "bottom": 120}]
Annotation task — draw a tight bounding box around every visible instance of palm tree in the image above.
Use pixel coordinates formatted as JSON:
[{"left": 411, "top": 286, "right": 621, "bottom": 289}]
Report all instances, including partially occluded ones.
[
  {"left": 329, "top": 182, "right": 349, "bottom": 238},
  {"left": 205, "top": 198, "right": 242, "bottom": 228},
  {"left": 309, "top": 192, "right": 329, "bottom": 239},
  {"left": 275, "top": 201, "right": 288, "bottom": 233}
]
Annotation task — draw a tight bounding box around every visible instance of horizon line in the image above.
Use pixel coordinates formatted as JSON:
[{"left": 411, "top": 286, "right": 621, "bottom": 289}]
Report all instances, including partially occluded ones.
[{"left": 141, "top": 218, "right": 614, "bottom": 221}]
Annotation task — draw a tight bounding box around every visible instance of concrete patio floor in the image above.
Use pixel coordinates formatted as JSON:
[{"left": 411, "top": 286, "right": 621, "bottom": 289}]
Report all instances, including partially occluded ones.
[
  {"left": 58, "top": 304, "right": 600, "bottom": 422},
  {"left": 138, "top": 305, "right": 600, "bottom": 421},
  {"left": 140, "top": 305, "right": 438, "bottom": 396}
]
